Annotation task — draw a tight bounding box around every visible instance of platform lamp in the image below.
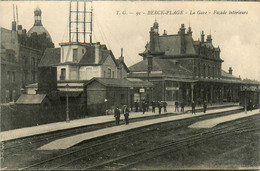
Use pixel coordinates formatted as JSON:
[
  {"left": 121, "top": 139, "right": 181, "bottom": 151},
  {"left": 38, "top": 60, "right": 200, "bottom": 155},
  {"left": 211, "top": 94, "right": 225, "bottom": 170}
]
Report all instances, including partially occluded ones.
[{"left": 66, "top": 84, "right": 70, "bottom": 122}]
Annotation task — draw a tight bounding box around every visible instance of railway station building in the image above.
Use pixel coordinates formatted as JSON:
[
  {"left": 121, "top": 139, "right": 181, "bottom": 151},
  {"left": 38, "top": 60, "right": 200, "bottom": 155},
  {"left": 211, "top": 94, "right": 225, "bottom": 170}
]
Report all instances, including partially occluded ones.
[{"left": 128, "top": 21, "right": 258, "bottom": 105}]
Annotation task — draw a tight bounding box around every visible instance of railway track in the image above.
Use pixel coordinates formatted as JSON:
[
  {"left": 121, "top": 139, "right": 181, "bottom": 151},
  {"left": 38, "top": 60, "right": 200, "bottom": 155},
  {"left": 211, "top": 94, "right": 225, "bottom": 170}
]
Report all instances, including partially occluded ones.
[
  {"left": 1, "top": 107, "right": 241, "bottom": 160},
  {"left": 85, "top": 125, "right": 260, "bottom": 170},
  {"left": 1, "top": 112, "right": 180, "bottom": 159},
  {"left": 17, "top": 111, "right": 259, "bottom": 170}
]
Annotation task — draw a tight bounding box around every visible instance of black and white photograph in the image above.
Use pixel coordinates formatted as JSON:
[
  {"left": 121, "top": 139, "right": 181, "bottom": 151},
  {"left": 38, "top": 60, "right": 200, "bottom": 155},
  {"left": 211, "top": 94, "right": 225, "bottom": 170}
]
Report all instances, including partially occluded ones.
[{"left": 0, "top": 0, "right": 259, "bottom": 170}]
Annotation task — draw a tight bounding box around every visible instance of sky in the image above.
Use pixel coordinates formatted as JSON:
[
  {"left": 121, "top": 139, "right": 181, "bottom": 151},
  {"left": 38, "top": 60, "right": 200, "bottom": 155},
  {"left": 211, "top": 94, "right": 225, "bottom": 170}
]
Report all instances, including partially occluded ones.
[{"left": 0, "top": 1, "right": 259, "bottom": 81}]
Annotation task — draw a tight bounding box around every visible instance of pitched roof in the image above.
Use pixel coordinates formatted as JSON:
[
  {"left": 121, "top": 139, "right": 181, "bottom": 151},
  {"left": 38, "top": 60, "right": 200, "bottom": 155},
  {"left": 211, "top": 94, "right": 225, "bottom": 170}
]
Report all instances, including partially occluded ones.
[
  {"left": 159, "top": 35, "right": 197, "bottom": 56},
  {"left": 39, "top": 44, "right": 119, "bottom": 67},
  {"left": 129, "top": 58, "right": 193, "bottom": 77},
  {"left": 38, "top": 48, "right": 60, "bottom": 67},
  {"left": 221, "top": 70, "right": 240, "bottom": 80},
  {"left": 16, "top": 94, "right": 47, "bottom": 104},
  {"left": 25, "top": 83, "right": 38, "bottom": 88},
  {"left": 85, "top": 78, "right": 153, "bottom": 88},
  {"left": 142, "top": 34, "right": 197, "bottom": 56},
  {"left": 116, "top": 58, "right": 130, "bottom": 72}
]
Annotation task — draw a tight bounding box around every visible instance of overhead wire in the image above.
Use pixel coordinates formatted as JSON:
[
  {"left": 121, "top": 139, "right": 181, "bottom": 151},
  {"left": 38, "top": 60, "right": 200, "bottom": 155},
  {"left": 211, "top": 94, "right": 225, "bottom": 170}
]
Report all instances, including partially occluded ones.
[{"left": 103, "top": 22, "right": 131, "bottom": 59}]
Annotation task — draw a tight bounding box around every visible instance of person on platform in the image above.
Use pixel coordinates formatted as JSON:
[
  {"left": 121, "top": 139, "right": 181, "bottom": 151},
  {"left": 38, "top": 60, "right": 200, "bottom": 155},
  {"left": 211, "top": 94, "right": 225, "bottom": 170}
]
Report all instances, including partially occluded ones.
[
  {"left": 123, "top": 105, "right": 130, "bottom": 125},
  {"left": 152, "top": 101, "right": 156, "bottom": 113},
  {"left": 163, "top": 101, "right": 167, "bottom": 112},
  {"left": 104, "top": 98, "right": 108, "bottom": 115},
  {"left": 175, "top": 101, "right": 179, "bottom": 112},
  {"left": 142, "top": 100, "right": 146, "bottom": 114},
  {"left": 114, "top": 106, "right": 121, "bottom": 125},
  {"left": 146, "top": 100, "right": 149, "bottom": 112},
  {"left": 191, "top": 101, "right": 196, "bottom": 114},
  {"left": 135, "top": 100, "right": 139, "bottom": 112},
  {"left": 203, "top": 100, "right": 207, "bottom": 113},
  {"left": 249, "top": 100, "right": 253, "bottom": 111},
  {"left": 158, "top": 101, "right": 162, "bottom": 115},
  {"left": 181, "top": 101, "right": 185, "bottom": 113}
]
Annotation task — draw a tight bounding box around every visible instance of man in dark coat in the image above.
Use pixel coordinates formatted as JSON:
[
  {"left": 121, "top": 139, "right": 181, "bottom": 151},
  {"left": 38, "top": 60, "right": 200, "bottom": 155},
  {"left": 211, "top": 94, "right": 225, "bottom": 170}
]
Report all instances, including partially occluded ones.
[
  {"left": 135, "top": 100, "right": 139, "bottom": 112},
  {"left": 142, "top": 101, "right": 146, "bottom": 114},
  {"left": 152, "top": 101, "right": 156, "bottom": 113},
  {"left": 114, "top": 106, "right": 121, "bottom": 125},
  {"left": 163, "top": 101, "right": 167, "bottom": 112},
  {"left": 175, "top": 101, "right": 179, "bottom": 112},
  {"left": 191, "top": 101, "right": 196, "bottom": 114},
  {"left": 158, "top": 101, "right": 162, "bottom": 115},
  {"left": 181, "top": 101, "right": 185, "bottom": 113},
  {"left": 123, "top": 105, "right": 130, "bottom": 125},
  {"left": 145, "top": 100, "right": 149, "bottom": 112},
  {"left": 203, "top": 101, "right": 207, "bottom": 113}
]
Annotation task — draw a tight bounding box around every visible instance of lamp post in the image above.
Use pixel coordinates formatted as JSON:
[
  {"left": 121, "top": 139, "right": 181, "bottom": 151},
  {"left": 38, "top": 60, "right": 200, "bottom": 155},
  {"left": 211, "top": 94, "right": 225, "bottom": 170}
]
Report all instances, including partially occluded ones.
[{"left": 66, "top": 84, "right": 70, "bottom": 122}]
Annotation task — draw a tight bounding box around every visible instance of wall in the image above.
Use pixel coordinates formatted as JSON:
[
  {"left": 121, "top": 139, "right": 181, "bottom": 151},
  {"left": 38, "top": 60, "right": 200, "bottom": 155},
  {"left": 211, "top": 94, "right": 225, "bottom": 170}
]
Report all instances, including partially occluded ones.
[
  {"left": 1, "top": 28, "right": 22, "bottom": 103},
  {"left": 79, "top": 66, "right": 101, "bottom": 80},
  {"left": 38, "top": 67, "right": 57, "bottom": 93},
  {"left": 86, "top": 81, "right": 106, "bottom": 105},
  {"left": 57, "top": 65, "right": 79, "bottom": 81},
  {"left": 61, "top": 44, "right": 86, "bottom": 63},
  {"left": 101, "top": 54, "right": 117, "bottom": 78},
  {"left": 20, "top": 45, "right": 43, "bottom": 87},
  {"left": 1, "top": 52, "right": 22, "bottom": 103},
  {"left": 117, "top": 63, "right": 128, "bottom": 78},
  {"left": 150, "top": 80, "right": 164, "bottom": 101}
]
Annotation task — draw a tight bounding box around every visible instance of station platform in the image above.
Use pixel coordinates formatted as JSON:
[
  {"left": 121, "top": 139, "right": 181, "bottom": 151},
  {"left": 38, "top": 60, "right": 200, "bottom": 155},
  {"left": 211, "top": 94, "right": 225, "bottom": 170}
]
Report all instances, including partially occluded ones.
[
  {"left": 0, "top": 103, "right": 238, "bottom": 142},
  {"left": 38, "top": 106, "right": 246, "bottom": 150},
  {"left": 188, "top": 110, "right": 260, "bottom": 129}
]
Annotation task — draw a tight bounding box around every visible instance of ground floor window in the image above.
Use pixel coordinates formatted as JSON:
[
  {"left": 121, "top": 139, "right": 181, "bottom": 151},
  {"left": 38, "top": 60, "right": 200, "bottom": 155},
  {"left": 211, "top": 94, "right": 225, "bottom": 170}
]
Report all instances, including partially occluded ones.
[
  {"left": 134, "top": 93, "right": 140, "bottom": 103},
  {"left": 5, "top": 90, "right": 10, "bottom": 102}
]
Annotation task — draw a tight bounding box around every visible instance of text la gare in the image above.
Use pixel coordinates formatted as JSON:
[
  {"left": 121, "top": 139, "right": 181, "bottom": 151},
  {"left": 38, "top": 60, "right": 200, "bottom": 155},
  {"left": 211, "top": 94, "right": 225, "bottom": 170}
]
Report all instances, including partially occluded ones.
[{"left": 190, "top": 10, "right": 208, "bottom": 15}]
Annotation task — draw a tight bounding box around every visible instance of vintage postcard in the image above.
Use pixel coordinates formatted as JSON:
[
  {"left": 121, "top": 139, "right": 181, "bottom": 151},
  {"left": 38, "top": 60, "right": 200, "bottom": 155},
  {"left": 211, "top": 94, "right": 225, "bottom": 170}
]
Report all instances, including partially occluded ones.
[{"left": 0, "top": 0, "right": 259, "bottom": 170}]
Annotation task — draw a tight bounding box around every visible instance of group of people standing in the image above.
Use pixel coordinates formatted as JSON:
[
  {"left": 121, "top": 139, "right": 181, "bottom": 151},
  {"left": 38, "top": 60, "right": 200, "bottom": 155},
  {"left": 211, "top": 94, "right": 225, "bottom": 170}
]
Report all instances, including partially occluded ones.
[
  {"left": 174, "top": 101, "right": 186, "bottom": 113},
  {"left": 191, "top": 100, "right": 208, "bottom": 114},
  {"left": 114, "top": 105, "right": 130, "bottom": 126},
  {"left": 114, "top": 99, "right": 209, "bottom": 126},
  {"left": 134, "top": 100, "right": 168, "bottom": 115},
  {"left": 151, "top": 101, "right": 167, "bottom": 115}
]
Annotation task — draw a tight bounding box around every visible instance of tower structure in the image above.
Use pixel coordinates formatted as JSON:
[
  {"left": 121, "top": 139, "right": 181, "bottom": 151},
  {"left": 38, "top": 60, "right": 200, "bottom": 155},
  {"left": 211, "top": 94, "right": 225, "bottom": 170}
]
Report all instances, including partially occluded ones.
[
  {"left": 69, "top": 1, "right": 93, "bottom": 43},
  {"left": 34, "top": 7, "right": 42, "bottom": 26}
]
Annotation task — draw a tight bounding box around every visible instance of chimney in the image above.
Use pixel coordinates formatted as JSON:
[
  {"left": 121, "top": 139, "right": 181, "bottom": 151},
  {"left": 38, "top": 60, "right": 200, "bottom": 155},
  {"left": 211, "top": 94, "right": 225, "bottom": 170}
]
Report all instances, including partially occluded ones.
[
  {"left": 206, "top": 35, "right": 212, "bottom": 43},
  {"left": 12, "top": 21, "right": 16, "bottom": 31},
  {"left": 180, "top": 24, "right": 186, "bottom": 54},
  {"left": 201, "top": 31, "right": 205, "bottom": 43},
  {"left": 163, "top": 30, "right": 167, "bottom": 36},
  {"left": 149, "top": 27, "right": 155, "bottom": 52},
  {"left": 17, "top": 25, "right": 22, "bottom": 35},
  {"left": 229, "top": 67, "right": 233, "bottom": 75},
  {"left": 120, "top": 48, "right": 124, "bottom": 62},
  {"left": 179, "top": 24, "right": 185, "bottom": 35},
  {"left": 95, "top": 42, "right": 100, "bottom": 64},
  {"left": 187, "top": 26, "right": 192, "bottom": 36}
]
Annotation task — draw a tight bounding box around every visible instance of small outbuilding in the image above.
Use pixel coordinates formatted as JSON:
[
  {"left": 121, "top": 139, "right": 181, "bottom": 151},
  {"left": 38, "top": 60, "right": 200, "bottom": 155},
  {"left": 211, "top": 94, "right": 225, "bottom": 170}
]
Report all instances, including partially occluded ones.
[{"left": 84, "top": 78, "right": 153, "bottom": 115}]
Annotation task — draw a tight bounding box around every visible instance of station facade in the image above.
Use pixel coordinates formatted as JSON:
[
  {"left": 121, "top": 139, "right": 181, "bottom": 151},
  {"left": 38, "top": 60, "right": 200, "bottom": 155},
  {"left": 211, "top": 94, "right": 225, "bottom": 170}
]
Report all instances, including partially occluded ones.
[{"left": 129, "top": 21, "right": 256, "bottom": 105}]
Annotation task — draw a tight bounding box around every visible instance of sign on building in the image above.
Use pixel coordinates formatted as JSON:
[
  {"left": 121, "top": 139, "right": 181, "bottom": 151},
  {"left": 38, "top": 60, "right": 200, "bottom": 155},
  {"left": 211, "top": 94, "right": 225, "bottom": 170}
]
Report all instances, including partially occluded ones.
[{"left": 139, "top": 88, "right": 145, "bottom": 93}]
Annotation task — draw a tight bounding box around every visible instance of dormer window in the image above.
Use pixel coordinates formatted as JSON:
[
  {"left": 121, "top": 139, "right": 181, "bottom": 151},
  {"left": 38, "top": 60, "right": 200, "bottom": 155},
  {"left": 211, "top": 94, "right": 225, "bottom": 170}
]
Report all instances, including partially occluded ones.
[{"left": 73, "top": 49, "right": 78, "bottom": 62}]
